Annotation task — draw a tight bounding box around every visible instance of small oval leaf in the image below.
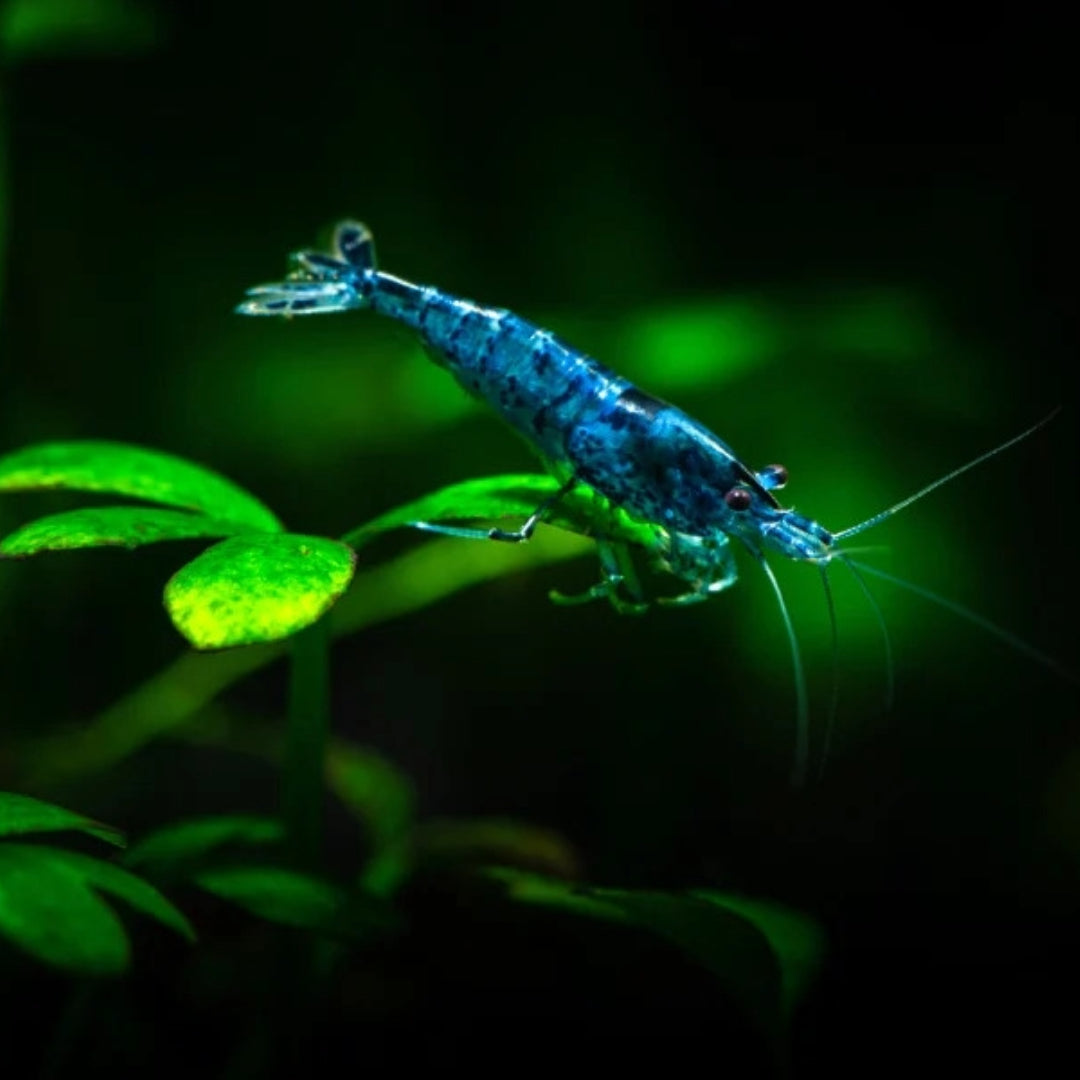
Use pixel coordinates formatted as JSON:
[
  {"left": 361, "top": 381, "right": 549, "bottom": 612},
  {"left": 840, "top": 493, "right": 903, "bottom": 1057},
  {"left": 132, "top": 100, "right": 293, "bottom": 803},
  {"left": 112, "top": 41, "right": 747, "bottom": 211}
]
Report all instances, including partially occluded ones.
[
  {"left": 125, "top": 815, "right": 285, "bottom": 871},
  {"left": 0, "top": 441, "right": 281, "bottom": 532},
  {"left": 0, "top": 791, "right": 123, "bottom": 847},
  {"left": 341, "top": 473, "right": 660, "bottom": 552},
  {"left": 164, "top": 534, "right": 356, "bottom": 648},
  {"left": 0, "top": 845, "right": 130, "bottom": 975},
  {"left": 0, "top": 506, "right": 261, "bottom": 558},
  {"left": 195, "top": 865, "right": 395, "bottom": 941}
]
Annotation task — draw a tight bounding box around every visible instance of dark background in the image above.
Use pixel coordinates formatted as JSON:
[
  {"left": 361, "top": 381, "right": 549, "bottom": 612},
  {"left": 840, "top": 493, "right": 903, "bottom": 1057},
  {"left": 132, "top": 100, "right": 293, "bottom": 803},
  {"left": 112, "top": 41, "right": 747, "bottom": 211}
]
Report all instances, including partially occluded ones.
[{"left": 0, "top": 2, "right": 1077, "bottom": 1074}]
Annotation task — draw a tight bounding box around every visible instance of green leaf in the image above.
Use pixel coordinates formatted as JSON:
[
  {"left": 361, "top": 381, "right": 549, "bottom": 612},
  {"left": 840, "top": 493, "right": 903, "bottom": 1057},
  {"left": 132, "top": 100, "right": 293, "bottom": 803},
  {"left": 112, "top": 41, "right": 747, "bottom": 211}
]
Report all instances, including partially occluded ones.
[
  {"left": 0, "top": 791, "right": 123, "bottom": 847},
  {"left": 0, "top": 844, "right": 130, "bottom": 975},
  {"left": 195, "top": 866, "right": 395, "bottom": 942},
  {"left": 164, "top": 534, "right": 356, "bottom": 648},
  {"left": 0, "top": 506, "right": 262, "bottom": 558},
  {"left": 692, "top": 891, "right": 826, "bottom": 1019},
  {"left": 125, "top": 815, "right": 285, "bottom": 871},
  {"left": 42, "top": 849, "right": 195, "bottom": 942},
  {"left": 487, "top": 869, "right": 814, "bottom": 1045},
  {"left": 327, "top": 745, "right": 415, "bottom": 897},
  {"left": 411, "top": 818, "right": 580, "bottom": 880},
  {"left": 341, "top": 473, "right": 660, "bottom": 552},
  {"left": 1, "top": 0, "right": 161, "bottom": 63},
  {"left": 0, "top": 441, "right": 281, "bottom": 533}
]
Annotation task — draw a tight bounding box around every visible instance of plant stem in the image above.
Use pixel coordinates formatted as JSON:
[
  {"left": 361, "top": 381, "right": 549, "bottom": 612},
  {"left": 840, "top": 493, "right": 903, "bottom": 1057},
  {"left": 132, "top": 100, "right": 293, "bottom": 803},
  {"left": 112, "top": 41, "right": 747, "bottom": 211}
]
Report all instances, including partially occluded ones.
[{"left": 283, "top": 616, "right": 330, "bottom": 869}]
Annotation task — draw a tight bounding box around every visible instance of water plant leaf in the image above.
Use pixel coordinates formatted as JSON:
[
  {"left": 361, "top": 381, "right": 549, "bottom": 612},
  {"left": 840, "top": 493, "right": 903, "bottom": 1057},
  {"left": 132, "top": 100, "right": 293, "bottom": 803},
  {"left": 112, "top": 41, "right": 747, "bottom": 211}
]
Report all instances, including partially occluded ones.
[
  {"left": 0, "top": 791, "right": 124, "bottom": 847},
  {"left": 125, "top": 815, "right": 285, "bottom": 873},
  {"left": 1, "top": 0, "right": 161, "bottom": 63},
  {"left": 164, "top": 534, "right": 356, "bottom": 648},
  {"left": 486, "top": 869, "right": 820, "bottom": 1043},
  {"left": 23, "top": 532, "right": 593, "bottom": 787},
  {"left": 0, "top": 441, "right": 281, "bottom": 532},
  {"left": 692, "top": 891, "right": 826, "bottom": 1020},
  {"left": 42, "top": 849, "right": 196, "bottom": 942},
  {"left": 195, "top": 865, "right": 396, "bottom": 942},
  {"left": 342, "top": 472, "right": 659, "bottom": 551},
  {"left": 0, "top": 506, "right": 261, "bottom": 558},
  {"left": 410, "top": 818, "right": 580, "bottom": 880},
  {"left": 327, "top": 745, "right": 415, "bottom": 897},
  {"left": 0, "top": 844, "right": 130, "bottom": 974}
]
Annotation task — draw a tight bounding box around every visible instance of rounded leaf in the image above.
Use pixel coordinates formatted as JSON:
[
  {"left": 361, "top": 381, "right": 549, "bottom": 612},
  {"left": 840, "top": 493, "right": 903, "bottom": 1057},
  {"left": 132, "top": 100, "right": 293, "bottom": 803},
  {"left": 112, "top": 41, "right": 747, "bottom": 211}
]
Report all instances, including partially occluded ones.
[
  {"left": 164, "top": 534, "right": 356, "bottom": 648},
  {"left": 0, "top": 441, "right": 281, "bottom": 532}
]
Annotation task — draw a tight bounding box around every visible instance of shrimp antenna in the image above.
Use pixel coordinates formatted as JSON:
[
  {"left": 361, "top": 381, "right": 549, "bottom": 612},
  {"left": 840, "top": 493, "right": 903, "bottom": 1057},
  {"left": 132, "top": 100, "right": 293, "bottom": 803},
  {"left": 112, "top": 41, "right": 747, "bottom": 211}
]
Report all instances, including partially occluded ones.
[
  {"left": 756, "top": 555, "right": 809, "bottom": 787},
  {"left": 844, "top": 558, "right": 1077, "bottom": 684},
  {"left": 833, "top": 409, "right": 1061, "bottom": 543},
  {"left": 838, "top": 556, "right": 896, "bottom": 711},
  {"left": 816, "top": 563, "right": 840, "bottom": 784}
]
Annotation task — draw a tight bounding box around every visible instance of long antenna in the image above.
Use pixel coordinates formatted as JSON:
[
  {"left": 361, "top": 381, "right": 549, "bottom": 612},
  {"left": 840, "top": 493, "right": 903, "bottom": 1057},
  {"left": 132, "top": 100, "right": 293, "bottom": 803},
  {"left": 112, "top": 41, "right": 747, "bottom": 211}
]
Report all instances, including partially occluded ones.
[
  {"left": 844, "top": 558, "right": 1077, "bottom": 684},
  {"left": 757, "top": 555, "right": 809, "bottom": 787},
  {"left": 834, "top": 409, "right": 1061, "bottom": 543}
]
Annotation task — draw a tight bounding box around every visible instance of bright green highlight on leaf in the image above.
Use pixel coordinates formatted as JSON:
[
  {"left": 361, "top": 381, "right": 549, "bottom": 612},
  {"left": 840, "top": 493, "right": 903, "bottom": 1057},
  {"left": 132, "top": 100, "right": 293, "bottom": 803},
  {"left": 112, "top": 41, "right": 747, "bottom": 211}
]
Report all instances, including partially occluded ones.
[
  {"left": 0, "top": 0, "right": 161, "bottom": 62},
  {"left": 0, "top": 506, "right": 263, "bottom": 558},
  {"left": 0, "top": 441, "right": 281, "bottom": 533},
  {"left": 0, "top": 791, "right": 124, "bottom": 847},
  {"left": 0, "top": 843, "right": 193, "bottom": 974},
  {"left": 164, "top": 534, "right": 357, "bottom": 649},
  {"left": 343, "top": 473, "right": 662, "bottom": 553}
]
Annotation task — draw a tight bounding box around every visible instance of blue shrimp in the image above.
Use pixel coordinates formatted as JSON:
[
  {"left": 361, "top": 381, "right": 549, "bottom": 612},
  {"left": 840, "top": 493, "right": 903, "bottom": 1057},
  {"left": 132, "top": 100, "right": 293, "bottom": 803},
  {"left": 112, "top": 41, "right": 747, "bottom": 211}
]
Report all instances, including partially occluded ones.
[{"left": 238, "top": 221, "right": 1068, "bottom": 783}]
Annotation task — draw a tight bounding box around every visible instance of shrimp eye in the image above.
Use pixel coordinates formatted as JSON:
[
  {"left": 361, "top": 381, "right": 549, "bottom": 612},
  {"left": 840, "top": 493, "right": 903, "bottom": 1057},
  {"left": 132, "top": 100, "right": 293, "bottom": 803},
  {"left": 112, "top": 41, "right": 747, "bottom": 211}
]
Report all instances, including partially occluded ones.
[
  {"left": 760, "top": 463, "right": 789, "bottom": 490},
  {"left": 724, "top": 487, "right": 752, "bottom": 511}
]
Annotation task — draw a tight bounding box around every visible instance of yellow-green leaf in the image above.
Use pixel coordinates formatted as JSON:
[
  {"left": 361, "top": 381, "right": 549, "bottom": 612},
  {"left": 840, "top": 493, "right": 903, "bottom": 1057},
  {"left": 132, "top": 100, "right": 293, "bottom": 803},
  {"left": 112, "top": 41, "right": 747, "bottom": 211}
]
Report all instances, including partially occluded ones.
[
  {"left": 0, "top": 441, "right": 281, "bottom": 532},
  {"left": 0, "top": 506, "right": 261, "bottom": 558},
  {"left": 164, "top": 534, "right": 356, "bottom": 648}
]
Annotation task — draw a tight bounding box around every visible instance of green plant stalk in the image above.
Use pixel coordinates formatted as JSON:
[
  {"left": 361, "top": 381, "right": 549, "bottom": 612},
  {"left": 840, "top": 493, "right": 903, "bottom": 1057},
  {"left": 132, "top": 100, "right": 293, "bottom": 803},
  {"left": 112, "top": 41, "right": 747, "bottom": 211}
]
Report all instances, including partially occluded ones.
[{"left": 283, "top": 616, "right": 330, "bottom": 870}]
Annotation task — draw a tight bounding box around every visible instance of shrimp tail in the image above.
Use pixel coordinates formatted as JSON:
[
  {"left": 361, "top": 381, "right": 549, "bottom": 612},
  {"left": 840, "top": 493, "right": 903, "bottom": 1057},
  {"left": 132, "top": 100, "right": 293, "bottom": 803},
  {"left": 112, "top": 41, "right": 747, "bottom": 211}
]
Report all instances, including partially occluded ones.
[{"left": 236, "top": 220, "right": 376, "bottom": 316}]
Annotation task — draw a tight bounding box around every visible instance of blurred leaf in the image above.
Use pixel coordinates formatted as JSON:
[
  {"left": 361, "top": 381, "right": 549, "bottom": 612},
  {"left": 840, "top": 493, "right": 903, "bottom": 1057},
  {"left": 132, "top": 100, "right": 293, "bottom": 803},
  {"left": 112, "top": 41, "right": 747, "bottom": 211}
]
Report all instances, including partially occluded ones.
[
  {"left": 164, "top": 534, "right": 356, "bottom": 649},
  {"left": 42, "top": 848, "right": 195, "bottom": 942},
  {"left": 411, "top": 818, "right": 580, "bottom": 880},
  {"left": 124, "top": 815, "right": 285, "bottom": 872},
  {"left": 0, "top": 844, "right": 129, "bottom": 974},
  {"left": 342, "top": 472, "right": 661, "bottom": 552},
  {"left": 195, "top": 865, "right": 396, "bottom": 942},
  {"left": 487, "top": 869, "right": 819, "bottom": 1045},
  {"left": 0, "top": 505, "right": 261, "bottom": 558},
  {"left": 0, "top": 791, "right": 123, "bottom": 847},
  {"left": 0, "top": 441, "right": 281, "bottom": 532},
  {"left": 1, "top": 0, "right": 161, "bottom": 62},
  {"left": 326, "top": 746, "right": 415, "bottom": 897},
  {"left": 693, "top": 891, "right": 826, "bottom": 1019}
]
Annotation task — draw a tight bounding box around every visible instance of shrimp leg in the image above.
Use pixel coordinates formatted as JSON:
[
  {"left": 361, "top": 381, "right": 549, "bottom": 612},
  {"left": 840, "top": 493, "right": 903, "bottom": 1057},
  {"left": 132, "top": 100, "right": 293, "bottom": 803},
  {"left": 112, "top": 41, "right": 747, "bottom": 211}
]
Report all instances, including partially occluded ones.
[{"left": 409, "top": 477, "right": 578, "bottom": 544}]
